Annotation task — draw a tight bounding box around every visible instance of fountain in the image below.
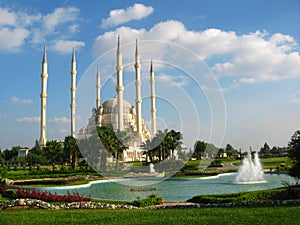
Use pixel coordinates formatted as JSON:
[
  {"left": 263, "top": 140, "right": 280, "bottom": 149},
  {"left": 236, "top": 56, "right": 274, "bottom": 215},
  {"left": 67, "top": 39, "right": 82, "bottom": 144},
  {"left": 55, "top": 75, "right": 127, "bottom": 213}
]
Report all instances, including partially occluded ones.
[
  {"left": 235, "top": 152, "right": 265, "bottom": 184},
  {"left": 149, "top": 163, "right": 155, "bottom": 173}
]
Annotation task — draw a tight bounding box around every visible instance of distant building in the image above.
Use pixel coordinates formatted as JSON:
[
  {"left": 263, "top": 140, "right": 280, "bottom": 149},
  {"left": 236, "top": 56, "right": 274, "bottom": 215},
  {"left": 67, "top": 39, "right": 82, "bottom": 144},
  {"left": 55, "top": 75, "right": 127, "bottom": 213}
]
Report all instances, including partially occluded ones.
[{"left": 18, "top": 148, "right": 30, "bottom": 157}]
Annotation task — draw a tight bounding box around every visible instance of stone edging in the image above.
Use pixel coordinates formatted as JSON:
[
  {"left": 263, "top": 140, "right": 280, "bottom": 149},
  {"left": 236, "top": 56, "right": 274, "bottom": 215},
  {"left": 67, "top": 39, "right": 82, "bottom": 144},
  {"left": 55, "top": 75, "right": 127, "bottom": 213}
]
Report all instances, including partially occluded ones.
[{"left": 1, "top": 198, "right": 300, "bottom": 210}]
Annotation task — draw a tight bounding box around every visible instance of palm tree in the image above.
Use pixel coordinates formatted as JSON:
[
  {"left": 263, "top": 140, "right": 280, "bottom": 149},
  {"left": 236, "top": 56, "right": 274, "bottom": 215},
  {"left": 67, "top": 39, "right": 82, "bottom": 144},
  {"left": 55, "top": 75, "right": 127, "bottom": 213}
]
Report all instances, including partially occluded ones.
[
  {"left": 64, "top": 136, "right": 79, "bottom": 171},
  {"left": 166, "top": 130, "right": 183, "bottom": 160},
  {"left": 141, "top": 139, "right": 155, "bottom": 162},
  {"left": 43, "top": 140, "right": 63, "bottom": 171},
  {"left": 115, "top": 130, "right": 130, "bottom": 170},
  {"left": 77, "top": 132, "right": 102, "bottom": 171},
  {"left": 97, "top": 126, "right": 118, "bottom": 171},
  {"left": 154, "top": 129, "right": 169, "bottom": 161}
]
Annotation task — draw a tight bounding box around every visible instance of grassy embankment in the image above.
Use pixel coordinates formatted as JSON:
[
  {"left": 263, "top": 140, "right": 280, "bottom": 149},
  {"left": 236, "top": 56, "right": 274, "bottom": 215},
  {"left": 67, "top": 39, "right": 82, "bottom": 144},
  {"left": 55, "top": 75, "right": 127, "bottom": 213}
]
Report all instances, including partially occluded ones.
[{"left": 0, "top": 206, "right": 299, "bottom": 225}]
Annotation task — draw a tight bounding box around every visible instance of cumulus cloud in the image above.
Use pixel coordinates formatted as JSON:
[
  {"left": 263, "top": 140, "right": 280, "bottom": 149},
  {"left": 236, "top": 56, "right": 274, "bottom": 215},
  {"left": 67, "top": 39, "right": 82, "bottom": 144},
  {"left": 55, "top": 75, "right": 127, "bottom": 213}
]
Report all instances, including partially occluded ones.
[
  {"left": 92, "top": 20, "right": 300, "bottom": 84},
  {"left": 43, "top": 7, "right": 80, "bottom": 33},
  {"left": 157, "top": 73, "right": 188, "bottom": 87},
  {"left": 0, "top": 27, "right": 29, "bottom": 52},
  {"left": 101, "top": 3, "right": 153, "bottom": 28},
  {"left": 0, "top": 6, "right": 84, "bottom": 53},
  {"left": 50, "top": 40, "right": 85, "bottom": 54},
  {"left": 0, "top": 8, "right": 16, "bottom": 26},
  {"left": 17, "top": 116, "right": 40, "bottom": 122},
  {"left": 49, "top": 117, "right": 71, "bottom": 123},
  {"left": 212, "top": 30, "right": 300, "bottom": 82},
  {"left": 10, "top": 96, "right": 33, "bottom": 104}
]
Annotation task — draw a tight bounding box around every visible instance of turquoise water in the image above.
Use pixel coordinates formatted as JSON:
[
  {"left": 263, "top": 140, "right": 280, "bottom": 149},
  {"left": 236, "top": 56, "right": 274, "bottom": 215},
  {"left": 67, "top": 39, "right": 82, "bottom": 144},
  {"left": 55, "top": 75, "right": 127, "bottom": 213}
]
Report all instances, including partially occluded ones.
[{"left": 42, "top": 173, "right": 293, "bottom": 202}]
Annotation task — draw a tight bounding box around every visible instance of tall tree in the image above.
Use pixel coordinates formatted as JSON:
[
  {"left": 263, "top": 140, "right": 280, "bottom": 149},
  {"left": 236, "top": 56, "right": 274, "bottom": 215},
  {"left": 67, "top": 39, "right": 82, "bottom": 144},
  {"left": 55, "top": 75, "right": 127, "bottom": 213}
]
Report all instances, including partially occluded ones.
[
  {"left": 166, "top": 130, "right": 183, "bottom": 160},
  {"left": 259, "top": 142, "right": 271, "bottom": 158},
  {"left": 97, "top": 126, "right": 129, "bottom": 171},
  {"left": 64, "top": 136, "right": 80, "bottom": 171},
  {"left": 288, "top": 130, "right": 300, "bottom": 181},
  {"left": 43, "top": 140, "right": 63, "bottom": 171},
  {"left": 225, "top": 144, "right": 235, "bottom": 158},
  {"left": 193, "top": 141, "right": 208, "bottom": 160}
]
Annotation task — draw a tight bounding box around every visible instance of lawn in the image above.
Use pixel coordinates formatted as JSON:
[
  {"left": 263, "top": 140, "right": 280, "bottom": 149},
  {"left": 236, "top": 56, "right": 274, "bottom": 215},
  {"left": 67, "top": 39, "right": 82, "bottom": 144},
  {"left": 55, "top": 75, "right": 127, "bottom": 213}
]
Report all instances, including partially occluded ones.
[{"left": 0, "top": 206, "right": 299, "bottom": 225}]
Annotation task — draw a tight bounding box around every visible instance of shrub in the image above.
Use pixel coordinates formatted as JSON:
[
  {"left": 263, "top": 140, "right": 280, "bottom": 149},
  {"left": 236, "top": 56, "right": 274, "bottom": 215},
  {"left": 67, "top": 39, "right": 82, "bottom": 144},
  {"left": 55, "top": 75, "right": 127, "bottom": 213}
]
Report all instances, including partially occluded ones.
[
  {"left": 131, "top": 194, "right": 163, "bottom": 207},
  {"left": 2, "top": 189, "right": 18, "bottom": 199},
  {"left": 187, "top": 189, "right": 287, "bottom": 204}
]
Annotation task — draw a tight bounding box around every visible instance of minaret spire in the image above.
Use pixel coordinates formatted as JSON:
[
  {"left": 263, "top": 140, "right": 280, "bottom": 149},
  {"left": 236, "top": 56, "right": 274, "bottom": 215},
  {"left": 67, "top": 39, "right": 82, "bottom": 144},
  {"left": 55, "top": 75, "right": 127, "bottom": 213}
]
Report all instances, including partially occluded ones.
[
  {"left": 39, "top": 44, "right": 48, "bottom": 147},
  {"left": 150, "top": 60, "right": 157, "bottom": 138},
  {"left": 116, "top": 35, "right": 124, "bottom": 131},
  {"left": 135, "top": 38, "right": 142, "bottom": 140},
  {"left": 96, "top": 66, "right": 101, "bottom": 110},
  {"left": 70, "top": 48, "right": 77, "bottom": 137}
]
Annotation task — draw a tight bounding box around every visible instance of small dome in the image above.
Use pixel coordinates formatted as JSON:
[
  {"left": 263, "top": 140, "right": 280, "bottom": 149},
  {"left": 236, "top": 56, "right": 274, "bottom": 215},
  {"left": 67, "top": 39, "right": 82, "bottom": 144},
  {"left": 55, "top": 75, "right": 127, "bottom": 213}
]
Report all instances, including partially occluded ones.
[{"left": 102, "top": 96, "right": 132, "bottom": 109}]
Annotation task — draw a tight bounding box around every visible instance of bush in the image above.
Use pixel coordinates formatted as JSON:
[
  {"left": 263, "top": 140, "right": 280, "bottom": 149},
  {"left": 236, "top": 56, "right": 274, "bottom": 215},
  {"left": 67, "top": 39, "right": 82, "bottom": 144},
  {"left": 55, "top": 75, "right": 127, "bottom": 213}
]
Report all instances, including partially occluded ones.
[
  {"left": 187, "top": 189, "right": 287, "bottom": 204},
  {"left": 131, "top": 194, "right": 163, "bottom": 207},
  {"left": 2, "top": 189, "right": 18, "bottom": 199}
]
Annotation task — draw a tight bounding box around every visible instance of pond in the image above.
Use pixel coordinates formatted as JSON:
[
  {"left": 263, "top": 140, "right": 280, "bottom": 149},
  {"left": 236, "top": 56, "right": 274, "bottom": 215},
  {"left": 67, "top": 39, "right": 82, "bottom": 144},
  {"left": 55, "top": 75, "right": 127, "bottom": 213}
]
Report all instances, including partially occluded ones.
[{"left": 41, "top": 173, "right": 293, "bottom": 202}]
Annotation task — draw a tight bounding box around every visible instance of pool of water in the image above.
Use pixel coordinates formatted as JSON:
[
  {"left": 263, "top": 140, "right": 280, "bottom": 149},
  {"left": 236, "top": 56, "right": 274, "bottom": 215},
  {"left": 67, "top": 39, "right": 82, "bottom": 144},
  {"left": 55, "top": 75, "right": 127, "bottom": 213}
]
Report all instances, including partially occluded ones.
[{"left": 41, "top": 173, "right": 293, "bottom": 202}]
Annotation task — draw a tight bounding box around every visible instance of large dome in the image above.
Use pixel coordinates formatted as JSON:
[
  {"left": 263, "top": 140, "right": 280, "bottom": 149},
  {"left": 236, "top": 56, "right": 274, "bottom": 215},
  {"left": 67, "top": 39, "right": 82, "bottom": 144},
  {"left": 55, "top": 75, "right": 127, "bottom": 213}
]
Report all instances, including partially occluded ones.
[{"left": 102, "top": 96, "right": 132, "bottom": 109}]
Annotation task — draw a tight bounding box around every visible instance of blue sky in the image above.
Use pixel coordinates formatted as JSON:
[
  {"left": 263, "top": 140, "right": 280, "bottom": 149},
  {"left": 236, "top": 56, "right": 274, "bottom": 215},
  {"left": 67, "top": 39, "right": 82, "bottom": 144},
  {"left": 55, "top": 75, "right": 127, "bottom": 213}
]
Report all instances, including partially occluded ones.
[{"left": 0, "top": 0, "right": 299, "bottom": 151}]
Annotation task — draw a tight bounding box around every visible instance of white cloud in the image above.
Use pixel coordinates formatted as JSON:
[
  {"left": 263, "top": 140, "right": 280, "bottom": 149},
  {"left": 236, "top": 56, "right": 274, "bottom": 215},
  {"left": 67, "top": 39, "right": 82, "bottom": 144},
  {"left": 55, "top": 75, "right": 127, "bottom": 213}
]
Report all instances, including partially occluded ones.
[
  {"left": 50, "top": 117, "right": 70, "bottom": 123},
  {"left": 43, "top": 7, "right": 80, "bottom": 33},
  {"left": 92, "top": 21, "right": 300, "bottom": 84},
  {"left": 0, "top": 8, "right": 16, "bottom": 26},
  {"left": 157, "top": 73, "right": 188, "bottom": 87},
  {"left": 0, "top": 27, "right": 29, "bottom": 52},
  {"left": 10, "top": 96, "right": 33, "bottom": 104},
  {"left": 101, "top": 3, "right": 153, "bottom": 28},
  {"left": 50, "top": 40, "right": 85, "bottom": 54},
  {"left": 212, "top": 31, "right": 300, "bottom": 82},
  {"left": 17, "top": 116, "right": 40, "bottom": 122},
  {"left": 0, "top": 6, "right": 83, "bottom": 53}
]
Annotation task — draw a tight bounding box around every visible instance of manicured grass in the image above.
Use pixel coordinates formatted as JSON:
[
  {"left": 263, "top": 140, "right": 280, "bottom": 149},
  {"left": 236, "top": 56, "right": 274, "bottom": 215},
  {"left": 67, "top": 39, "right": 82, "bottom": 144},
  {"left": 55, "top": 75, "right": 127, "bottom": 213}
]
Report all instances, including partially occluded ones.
[
  {"left": 22, "top": 179, "right": 91, "bottom": 188},
  {"left": 0, "top": 206, "right": 299, "bottom": 225}
]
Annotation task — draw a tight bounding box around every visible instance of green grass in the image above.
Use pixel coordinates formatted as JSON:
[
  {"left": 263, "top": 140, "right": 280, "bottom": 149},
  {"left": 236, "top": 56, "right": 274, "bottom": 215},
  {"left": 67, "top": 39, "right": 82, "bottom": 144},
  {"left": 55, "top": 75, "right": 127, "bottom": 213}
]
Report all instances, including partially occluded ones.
[
  {"left": 0, "top": 206, "right": 299, "bottom": 225},
  {"left": 22, "top": 179, "right": 91, "bottom": 188},
  {"left": 187, "top": 188, "right": 296, "bottom": 204}
]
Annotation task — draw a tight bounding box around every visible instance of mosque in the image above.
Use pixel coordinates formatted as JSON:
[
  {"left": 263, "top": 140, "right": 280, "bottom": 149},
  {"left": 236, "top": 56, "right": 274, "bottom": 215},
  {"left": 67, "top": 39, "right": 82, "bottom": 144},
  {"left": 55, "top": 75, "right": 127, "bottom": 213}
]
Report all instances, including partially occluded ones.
[{"left": 38, "top": 36, "right": 157, "bottom": 162}]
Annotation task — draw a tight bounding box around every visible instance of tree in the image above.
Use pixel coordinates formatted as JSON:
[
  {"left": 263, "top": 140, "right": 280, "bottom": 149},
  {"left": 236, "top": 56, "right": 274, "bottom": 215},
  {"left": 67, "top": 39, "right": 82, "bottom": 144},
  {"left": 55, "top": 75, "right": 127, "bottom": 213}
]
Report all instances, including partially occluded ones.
[
  {"left": 141, "top": 139, "right": 155, "bottom": 162},
  {"left": 97, "top": 126, "right": 130, "bottom": 171},
  {"left": 43, "top": 140, "right": 63, "bottom": 171},
  {"left": 288, "top": 130, "right": 300, "bottom": 181},
  {"left": 166, "top": 130, "right": 183, "bottom": 160},
  {"left": 192, "top": 141, "right": 207, "bottom": 160},
  {"left": 156, "top": 129, "right": 169, "bottom": 161},
  {"left": 225, "top": 144, "right": 235, "bottom": 158},
  {"left": 64, "top": 136, "right": 80, "bottom": 171},
  {"left": 115, "top": 130, "right": 131, "bottom": 169},
  {"left": 259, "top": 142, "right": 271, "bottom": 158}
]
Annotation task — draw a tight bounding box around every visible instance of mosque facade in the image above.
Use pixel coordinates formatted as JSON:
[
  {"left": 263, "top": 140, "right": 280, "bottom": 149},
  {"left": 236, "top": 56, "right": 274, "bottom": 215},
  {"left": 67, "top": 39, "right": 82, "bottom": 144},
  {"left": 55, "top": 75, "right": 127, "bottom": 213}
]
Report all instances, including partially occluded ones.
[{"left": 39, "top": 36, "right": 157, "bottom": 162}]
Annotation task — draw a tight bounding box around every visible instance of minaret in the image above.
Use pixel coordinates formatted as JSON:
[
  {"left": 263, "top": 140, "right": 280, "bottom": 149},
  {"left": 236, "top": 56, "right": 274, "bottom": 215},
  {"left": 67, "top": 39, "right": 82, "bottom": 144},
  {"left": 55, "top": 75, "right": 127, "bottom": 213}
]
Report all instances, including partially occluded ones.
[
  {"left": 135, "top": 39, "right": 142, "bottom": 139},
  {"left": 70, "top": 48, "right": 77, "bottom": 137},
  {"left": 39, "top": 45, "right": 48, "bottom": 147},
  {"left": 150, "top": 60, "right": 157, "bottom": 138},
  {"left": 96, "top": 66, "right": 101, "bottom": 110},
  {"left": 116, "top": 35, "right": 124, "bottom": 131}
]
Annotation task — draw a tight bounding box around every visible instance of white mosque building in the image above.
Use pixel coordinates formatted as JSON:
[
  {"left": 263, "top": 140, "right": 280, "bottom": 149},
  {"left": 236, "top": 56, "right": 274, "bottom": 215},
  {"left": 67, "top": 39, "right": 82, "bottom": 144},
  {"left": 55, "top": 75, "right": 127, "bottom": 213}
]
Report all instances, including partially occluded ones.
[{"left": 39, "top": 36, "right": 157, "bottom": 162}]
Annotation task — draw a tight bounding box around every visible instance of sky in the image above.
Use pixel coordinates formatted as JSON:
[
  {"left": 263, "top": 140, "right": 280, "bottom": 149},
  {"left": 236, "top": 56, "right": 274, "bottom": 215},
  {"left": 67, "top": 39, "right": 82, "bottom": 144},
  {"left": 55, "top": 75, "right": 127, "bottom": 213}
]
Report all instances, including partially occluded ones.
[{"left": 0, "top": 0, "right": 299, "bottom": 151}]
